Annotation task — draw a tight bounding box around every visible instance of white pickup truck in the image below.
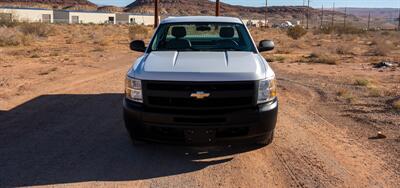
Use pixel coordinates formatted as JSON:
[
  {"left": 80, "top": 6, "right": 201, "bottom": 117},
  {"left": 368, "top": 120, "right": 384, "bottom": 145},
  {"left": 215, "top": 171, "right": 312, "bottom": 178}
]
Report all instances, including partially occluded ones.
[{"left": 123, "top": 16, "right": 278, "bottom": 146}]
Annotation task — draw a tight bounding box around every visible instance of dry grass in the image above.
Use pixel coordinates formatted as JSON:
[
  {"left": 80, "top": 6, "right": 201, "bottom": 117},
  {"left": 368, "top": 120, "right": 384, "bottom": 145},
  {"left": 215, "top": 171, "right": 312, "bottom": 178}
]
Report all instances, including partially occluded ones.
[
  {"left": 308, "top": 52, "right": 338, "bottom": 65},
  {"left": 393, "top": 99, "right": 400, "bottom": 111},
  {"left": 287, "top": 25, "right": 307, "bottom": 40},
  {"left": 336, "top": 44, "right": 354, "bottom": 55},
  {"left": 0, "top": 27, "right": 32, "bottom": 46},
  {"left": 90, "top": 32, "right": 109, "bottom": 46},
  {"left": 128, "top": 25, "right": 149, "bottom": 40},
  {"left": 354, "top": 79, "right": 370, "bottom": 86},
  {"left": 337, "top": 88, "right": 355, "bottom": 102},
  {"left": 18, "top": 23, "right": 55, "bottom": 37},
  {"left": 368, "top": 86, "right": 382, "bottom": 97}
]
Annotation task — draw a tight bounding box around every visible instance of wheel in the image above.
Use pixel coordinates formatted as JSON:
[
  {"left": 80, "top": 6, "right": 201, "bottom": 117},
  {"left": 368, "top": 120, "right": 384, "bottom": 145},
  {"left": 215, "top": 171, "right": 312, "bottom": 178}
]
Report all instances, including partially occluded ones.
[{"left": 256, "top": 130, "right": 274, "bottom": 146}]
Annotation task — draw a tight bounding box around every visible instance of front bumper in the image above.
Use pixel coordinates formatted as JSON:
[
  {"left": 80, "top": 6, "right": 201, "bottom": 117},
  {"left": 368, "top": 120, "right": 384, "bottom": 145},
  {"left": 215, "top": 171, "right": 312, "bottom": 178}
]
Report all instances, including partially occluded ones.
[{"left": 123, "top": 98, "right": 278, "bottom": 145}]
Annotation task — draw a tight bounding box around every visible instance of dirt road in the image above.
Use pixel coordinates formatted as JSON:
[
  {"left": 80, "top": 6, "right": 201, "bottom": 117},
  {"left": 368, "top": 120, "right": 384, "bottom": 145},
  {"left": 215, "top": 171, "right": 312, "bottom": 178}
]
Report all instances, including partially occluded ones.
[{"left": 0, "top": 54, "right": 399, "bottom": 187}]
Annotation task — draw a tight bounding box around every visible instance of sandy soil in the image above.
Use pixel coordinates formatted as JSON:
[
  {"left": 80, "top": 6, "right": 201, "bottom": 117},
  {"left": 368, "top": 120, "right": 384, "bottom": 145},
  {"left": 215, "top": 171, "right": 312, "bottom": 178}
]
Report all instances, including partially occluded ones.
[{"left": 0, "top": 25, "right": 399, "bottom": 187}]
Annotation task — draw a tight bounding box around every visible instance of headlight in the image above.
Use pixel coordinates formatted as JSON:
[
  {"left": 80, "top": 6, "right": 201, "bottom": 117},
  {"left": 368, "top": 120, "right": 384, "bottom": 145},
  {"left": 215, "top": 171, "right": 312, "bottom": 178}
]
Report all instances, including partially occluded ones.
[
  {"left": 125, "top": 77, "right": 143, "bottom": 103},
  {"left": 257, "top": 77, "right": 277, "bottom": 104}
]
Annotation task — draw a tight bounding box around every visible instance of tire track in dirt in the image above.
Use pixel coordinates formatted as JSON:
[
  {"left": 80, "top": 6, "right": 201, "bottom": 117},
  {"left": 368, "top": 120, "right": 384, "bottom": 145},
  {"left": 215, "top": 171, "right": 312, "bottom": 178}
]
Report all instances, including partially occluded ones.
[{"left": 276, "top": 76, "right": 399, "bottom": 187}]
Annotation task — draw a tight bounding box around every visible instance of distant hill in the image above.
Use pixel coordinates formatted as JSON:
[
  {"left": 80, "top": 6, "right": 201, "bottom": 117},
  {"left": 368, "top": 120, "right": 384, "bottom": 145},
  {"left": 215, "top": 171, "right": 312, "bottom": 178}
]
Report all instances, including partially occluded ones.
[
  {"left": 1, "top": 0, "right": 362, "bottom": 26},
  {"left": 337, "top": 8, "right": 399, "bottom": 29},
  {"left": 338, "top": 8, "right": 399, "bottom": 20},
  {"left": 125, "top": 0, "right": 343, "bottom": 23},
  {"left": 0, "top": 0, "right": 97, "bottom": 10}
]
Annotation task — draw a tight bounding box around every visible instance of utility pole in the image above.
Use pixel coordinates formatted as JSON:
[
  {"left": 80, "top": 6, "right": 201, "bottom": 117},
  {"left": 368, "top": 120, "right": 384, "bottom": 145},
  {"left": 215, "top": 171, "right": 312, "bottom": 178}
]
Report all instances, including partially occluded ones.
[
  {"left": 398, "top": 8, "right": 400, "bottom": 31},
  {"left": 306, "top": 0, "right": 310, "bottom": 29},
  {"left": 216, "top": 0, "right": 220, "bottom": 16},
  {"left": 154, "top": 0, "right": 159, "bottom": 28},
  {"left": 367, "top": 11, "right": 371, "bottom": 30},
  {"left": 344, "top": 7, "right": 347, "bottom": 29},
  {"left": 264, "top": 0, "right": 268, "bottom": 27},
  {"left": 331, "top": 2, "right": 335, "bottom": 27},
  {"left": 320, "top": 4, "right": 324, "bottom": 28}
]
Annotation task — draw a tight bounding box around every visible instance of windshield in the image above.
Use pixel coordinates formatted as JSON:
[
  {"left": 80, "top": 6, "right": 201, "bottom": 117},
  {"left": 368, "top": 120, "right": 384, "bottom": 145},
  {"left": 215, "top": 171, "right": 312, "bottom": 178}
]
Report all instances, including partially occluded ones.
[{"left": 149, "top": 22, "right": 257, "bottom": 52}]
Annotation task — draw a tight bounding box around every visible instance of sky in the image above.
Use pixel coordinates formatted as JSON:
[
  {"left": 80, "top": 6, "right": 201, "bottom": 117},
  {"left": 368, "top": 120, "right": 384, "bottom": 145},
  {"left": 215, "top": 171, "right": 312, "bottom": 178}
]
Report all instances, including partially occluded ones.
[{"left": 91, "top": 0, "right": 400, "bottom": 8}]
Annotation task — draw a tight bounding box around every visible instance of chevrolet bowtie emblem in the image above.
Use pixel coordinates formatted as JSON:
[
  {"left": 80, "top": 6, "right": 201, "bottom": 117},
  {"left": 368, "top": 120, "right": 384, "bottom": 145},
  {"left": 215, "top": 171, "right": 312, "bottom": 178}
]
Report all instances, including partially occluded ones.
[{"left": 190, "top": 91, "right": 210, "bottom": 99}]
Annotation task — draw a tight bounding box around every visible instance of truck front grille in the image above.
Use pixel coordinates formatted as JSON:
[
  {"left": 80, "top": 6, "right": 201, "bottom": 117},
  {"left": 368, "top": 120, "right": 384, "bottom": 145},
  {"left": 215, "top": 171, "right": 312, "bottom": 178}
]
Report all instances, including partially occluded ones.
[{"left": 143, "top": 81, "right": 256, "bottom": 110}]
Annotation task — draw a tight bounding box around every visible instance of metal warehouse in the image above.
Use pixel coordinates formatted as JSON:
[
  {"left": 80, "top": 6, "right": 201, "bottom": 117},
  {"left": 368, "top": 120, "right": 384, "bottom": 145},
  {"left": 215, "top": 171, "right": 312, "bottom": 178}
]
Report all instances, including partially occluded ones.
[
  {"left": 0, "top": 7, "right": 53, "bottom": 23},
  {"left": 54, "top": 10, "right": 116, "bottom": 24}
]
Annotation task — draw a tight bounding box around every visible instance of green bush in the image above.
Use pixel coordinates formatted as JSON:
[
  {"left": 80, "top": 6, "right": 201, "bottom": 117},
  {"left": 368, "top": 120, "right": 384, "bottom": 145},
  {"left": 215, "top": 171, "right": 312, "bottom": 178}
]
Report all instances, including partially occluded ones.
[{"left": 287, "top": 25, "right": 307, "bottom": 40}]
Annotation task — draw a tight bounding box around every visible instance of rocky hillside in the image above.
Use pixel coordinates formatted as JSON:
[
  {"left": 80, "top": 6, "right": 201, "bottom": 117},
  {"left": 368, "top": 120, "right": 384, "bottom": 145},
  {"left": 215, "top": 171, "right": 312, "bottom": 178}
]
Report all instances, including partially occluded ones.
[{"left": 0, "top": 0, "right": 97, "bottom": 10}]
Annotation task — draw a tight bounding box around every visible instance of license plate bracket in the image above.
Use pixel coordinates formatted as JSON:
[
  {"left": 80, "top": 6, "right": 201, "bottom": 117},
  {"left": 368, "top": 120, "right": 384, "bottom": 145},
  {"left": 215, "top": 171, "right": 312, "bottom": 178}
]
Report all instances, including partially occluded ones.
[{"left": 184, "top": 129, "right": 216, "bottom": 144}]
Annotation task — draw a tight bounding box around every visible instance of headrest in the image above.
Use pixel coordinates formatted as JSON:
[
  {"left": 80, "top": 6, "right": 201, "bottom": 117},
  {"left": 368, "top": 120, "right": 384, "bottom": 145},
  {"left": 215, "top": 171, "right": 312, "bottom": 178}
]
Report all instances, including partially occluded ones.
[
  {"left": 172, "top": 27, "right": 186, "bottom": 38},
  {"left": 219, "top": 27, "right": 235, "bottom": 38}
]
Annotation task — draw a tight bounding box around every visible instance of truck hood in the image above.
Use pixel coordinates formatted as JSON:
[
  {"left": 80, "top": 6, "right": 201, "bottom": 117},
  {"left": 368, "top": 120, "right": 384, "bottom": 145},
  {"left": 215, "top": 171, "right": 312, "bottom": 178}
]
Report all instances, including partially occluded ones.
[{"left": 130, "top": 51, "right": 271, "bottom": 81}]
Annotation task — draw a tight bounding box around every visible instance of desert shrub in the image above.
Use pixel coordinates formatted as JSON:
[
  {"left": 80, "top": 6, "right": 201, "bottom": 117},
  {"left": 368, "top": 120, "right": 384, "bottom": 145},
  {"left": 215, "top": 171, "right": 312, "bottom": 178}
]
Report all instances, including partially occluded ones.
[
  {"left": 366, "top": 42, "right": 389, "bottom": 56},
  {"left": 265, "top": 56, "right": 285, "bottom": 62},
  {"left": 354, "top": 79, "right": 370, "bottom": 86},
  {"left": 90, "top": 32, "right": 109, "bottom": 46},
  {"left": 287, "top": 25, "right": 307, "bottom": 40},
  {"left": 308, "top": 52, "right": 338, "bottom": 65},
  {"left": 336, "top": 25, "right": 365, "bottom": 35},
  {"left": 18, "top": 23, "right": 55, "bottom": 37},
  {"left": 0, "top": 16, "right": 18, "bottom": 27},
  {"left": 336, "top": 45, "right": 354, "bottom": 55},
  {"left": 393, "top": 99, "right": 400, "bottom": 111},
  {"left": 314, "top": 26, "right": 334, "bottom": 34},
  {"left": 128, "top": 25, "right": 149, "bottom": 40},
  {"left": 368, "top": 86, "right": 382, "bottom": 97},
  {"left": 314, "top": 25, "right": 365, "bottom": 35},
  {"left": 337, "top": 88, "right": 355, "bottom": 102},
  {"left": 0, "top": 27, "right": 31, "bottom": 46}
]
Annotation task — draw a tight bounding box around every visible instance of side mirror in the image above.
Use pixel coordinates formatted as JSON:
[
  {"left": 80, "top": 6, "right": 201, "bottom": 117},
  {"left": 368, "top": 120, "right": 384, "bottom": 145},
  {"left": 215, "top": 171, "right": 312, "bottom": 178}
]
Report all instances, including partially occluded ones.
[
  {"left": 258, "top": 40, "right": 275, "bottom": 52},
  {"left": 130, "top": 40, "right": 146, "bottom": 52}
]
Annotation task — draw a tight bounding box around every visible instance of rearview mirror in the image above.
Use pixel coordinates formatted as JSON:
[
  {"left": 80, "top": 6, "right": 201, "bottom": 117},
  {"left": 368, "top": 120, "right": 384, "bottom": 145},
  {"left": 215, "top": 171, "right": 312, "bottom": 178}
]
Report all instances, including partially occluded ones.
[
  {"left": 130, "top": 40, "right": 146, "bottom": 52},
  {"left": 258, "top": 40, "right": 275, "bottom": 52}
]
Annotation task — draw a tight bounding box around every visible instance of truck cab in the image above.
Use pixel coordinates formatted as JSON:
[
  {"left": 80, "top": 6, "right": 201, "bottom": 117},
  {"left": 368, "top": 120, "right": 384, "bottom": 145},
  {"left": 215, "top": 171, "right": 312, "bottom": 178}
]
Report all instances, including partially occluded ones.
[{"left": 124, "top": 16, "right": 277, "bottom": 146}]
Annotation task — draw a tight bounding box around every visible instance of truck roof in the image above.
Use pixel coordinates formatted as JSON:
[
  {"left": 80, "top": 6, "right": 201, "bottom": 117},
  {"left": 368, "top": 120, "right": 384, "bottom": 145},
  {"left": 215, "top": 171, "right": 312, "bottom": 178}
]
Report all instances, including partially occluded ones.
[{"left": 161, "top": 16, "right": 243, "bottom": 24}]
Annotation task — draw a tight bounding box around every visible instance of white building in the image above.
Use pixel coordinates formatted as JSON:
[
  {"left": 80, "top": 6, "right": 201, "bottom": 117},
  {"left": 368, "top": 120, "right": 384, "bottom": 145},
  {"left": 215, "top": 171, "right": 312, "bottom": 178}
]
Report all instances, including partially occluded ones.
[
  {"left": 0, "top": 7, "right": 53, "bottom": 23},
  {"left": 54, "top": 10, "right": 116, "bottom": 24},
  {"left": 116, "top": 13, "right": 159, "bottom": 26}
]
